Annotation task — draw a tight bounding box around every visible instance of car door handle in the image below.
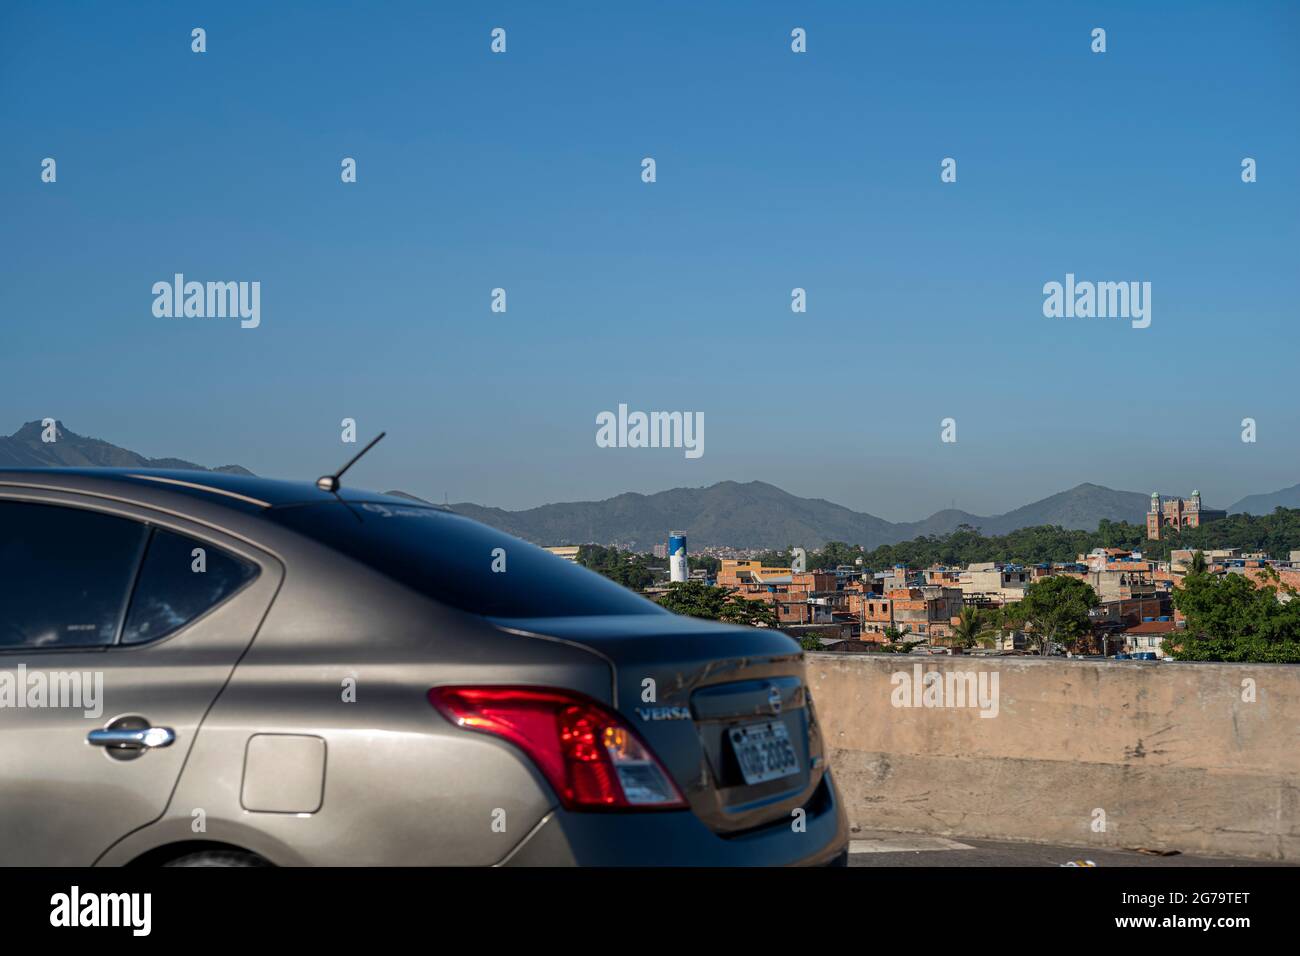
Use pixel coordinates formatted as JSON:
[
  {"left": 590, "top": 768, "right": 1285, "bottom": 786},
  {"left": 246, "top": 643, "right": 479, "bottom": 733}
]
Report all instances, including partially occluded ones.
[{"left": 87, "top": 726, "right": 176, "bottom": 749}]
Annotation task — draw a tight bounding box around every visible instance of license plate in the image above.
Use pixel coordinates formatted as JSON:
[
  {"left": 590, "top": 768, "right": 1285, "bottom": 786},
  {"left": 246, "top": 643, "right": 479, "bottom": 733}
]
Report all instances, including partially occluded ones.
[{"left": 728, "top": 720, "right": 800, "bottom": 785}]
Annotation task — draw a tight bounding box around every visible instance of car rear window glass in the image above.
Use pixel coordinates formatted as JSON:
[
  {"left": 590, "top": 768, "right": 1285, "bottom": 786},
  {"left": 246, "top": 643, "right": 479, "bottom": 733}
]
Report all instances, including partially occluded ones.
[
  {"left": 121, "top": 529, "right": 259, "bottom": 645},
  {"left": 0, "top": 501, "right": 147, "bottom": 649},
  {"left": 266, "top": 502, "right": 664, "bottom": 619}
]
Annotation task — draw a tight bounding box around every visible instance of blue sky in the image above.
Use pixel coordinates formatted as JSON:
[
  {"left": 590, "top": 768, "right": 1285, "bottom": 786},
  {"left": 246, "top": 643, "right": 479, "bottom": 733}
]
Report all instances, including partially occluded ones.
[{"left": 2, "top": 1, "right": 1297, "bottom": 520}]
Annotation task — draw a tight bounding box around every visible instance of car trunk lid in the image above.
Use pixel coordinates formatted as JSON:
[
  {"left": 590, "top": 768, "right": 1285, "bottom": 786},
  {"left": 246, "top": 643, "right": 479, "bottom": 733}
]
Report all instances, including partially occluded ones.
[{"left": 492, "top": 613, "right": 828, "bottom": 834}]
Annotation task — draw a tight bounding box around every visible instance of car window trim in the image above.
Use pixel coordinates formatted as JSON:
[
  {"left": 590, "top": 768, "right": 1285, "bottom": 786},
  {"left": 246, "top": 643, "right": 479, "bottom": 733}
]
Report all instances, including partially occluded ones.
[{"left": 112, "top": 526, "right": 156, "bottom": 647}]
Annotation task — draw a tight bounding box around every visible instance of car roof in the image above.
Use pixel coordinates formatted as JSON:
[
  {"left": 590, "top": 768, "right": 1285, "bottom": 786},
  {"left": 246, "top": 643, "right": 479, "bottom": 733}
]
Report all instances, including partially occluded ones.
[{"left": 0, "top": 467, "right": 431, "bottom": 515}]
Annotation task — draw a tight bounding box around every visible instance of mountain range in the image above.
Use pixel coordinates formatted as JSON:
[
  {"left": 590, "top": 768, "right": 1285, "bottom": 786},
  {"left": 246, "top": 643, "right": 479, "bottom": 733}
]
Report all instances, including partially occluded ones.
[
  {"left": 445, "top": 480, "right": 1160, "bottom": 551},
  {"left": 446, "top": 480, "right": 1300, "bottom": 550},
  {"left": 2, "top": 420, "right": 1294, "bottom": 550},
  {"left": 1223, "top": 484, "right": 1300, "bottom": 517},
  {"left": 0, "top": 420, "right": 252, "bottom": 475}
]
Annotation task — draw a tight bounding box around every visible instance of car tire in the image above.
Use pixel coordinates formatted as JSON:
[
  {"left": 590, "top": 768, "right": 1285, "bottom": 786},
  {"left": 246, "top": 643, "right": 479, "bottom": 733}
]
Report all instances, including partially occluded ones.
[{"left": 163, "top": 850, "right": 270, "bottom": 868}]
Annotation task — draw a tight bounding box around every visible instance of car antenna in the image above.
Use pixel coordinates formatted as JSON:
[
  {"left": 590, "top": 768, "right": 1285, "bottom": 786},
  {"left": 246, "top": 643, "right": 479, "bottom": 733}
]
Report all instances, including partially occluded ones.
[{"left": 317, "top": 432, "right": 386, "bottom": 493}]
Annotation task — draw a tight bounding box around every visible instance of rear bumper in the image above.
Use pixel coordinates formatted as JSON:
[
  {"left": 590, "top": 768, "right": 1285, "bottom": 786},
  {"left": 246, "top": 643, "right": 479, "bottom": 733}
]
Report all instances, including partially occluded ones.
[{"left": 500, "top": 771, "right": 849, "bottom": 866}]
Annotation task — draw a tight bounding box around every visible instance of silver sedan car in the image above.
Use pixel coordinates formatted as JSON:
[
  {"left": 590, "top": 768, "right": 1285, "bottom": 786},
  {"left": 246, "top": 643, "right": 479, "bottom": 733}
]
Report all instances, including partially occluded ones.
[{"left": 0, "top": 468, "right": 848, "bottom": 866}]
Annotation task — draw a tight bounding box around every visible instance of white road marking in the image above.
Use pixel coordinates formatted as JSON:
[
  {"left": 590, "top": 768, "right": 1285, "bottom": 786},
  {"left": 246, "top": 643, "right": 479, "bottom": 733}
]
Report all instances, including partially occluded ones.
[{"left": 849, "top": 836, "right": 975, "bottom": 853}]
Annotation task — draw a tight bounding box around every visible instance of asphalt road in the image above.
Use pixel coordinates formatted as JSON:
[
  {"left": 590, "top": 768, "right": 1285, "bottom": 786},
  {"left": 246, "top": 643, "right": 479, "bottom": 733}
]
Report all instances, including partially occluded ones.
[{"left": 846, "top": 830, "right": 1285, "bottom": 867}]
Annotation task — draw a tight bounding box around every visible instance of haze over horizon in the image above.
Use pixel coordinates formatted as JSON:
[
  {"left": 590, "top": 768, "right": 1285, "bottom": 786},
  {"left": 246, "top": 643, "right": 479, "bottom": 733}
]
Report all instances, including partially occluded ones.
[{"left": 3, "top": 1, "right": 1297, "bottom": 519}]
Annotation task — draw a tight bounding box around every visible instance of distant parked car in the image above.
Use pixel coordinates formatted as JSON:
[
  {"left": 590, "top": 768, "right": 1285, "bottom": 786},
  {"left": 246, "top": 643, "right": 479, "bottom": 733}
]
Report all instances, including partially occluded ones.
[{"left": 0, "top": 468, "right": 848, "bottom": 867}]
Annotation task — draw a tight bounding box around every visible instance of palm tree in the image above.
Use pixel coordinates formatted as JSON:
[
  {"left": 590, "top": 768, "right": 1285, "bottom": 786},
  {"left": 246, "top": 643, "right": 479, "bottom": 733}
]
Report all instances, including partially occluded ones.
[{"left": 951, "top": 606, "right": 999, "bottom": 650}]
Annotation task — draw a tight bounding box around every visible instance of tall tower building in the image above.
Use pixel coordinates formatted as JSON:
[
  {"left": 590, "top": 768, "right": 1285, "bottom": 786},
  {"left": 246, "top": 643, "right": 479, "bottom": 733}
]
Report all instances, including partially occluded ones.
[
  {"left": 1146, "top": 492, "right": 1162, "bottom": 540},
  {"left": 668, "top": 531, "right": 688, "bottom": 583}
]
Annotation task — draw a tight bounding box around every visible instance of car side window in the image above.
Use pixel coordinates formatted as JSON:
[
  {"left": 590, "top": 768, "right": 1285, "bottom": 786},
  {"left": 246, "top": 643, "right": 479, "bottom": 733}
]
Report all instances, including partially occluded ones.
[
  {"left": 120, "top": 529, "right": 259, "bottom": 645},
  {"left": 0, "top": 501, "right": 147, "bottom": 649}
]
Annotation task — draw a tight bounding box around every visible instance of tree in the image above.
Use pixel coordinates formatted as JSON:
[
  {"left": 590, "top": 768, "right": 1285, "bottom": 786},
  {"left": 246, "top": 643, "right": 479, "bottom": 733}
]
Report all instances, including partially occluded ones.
[
  {"left": 950, "top": 605, "right": 999, "bottom": 650},
  {"left": 1002, "top": 576, "right": 1099, "bottom": 654},
  {"left": 655, "top": 581, "right": 779, "bottom": 628},
  {"left": 1168, "top": 566, "right": 1300, "bottom": 662},
  {"left": 577, "top": 544, "right": 655, "bottom": 590},
  {"left": 688, "top": 554, "right": 721, "bottom": 575},
  {"left": 880, "top": 624, "right": 913, "bottom": 651},
  {"left": 813, "top": 541, "right": 862, "bottom": 569},
  {"left": 1189, "top": 550, "right": 1207, "bottom": 574}
]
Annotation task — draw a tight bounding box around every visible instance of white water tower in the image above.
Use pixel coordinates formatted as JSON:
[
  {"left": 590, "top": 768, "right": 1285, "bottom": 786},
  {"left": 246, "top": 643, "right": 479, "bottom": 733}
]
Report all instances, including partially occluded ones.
[{"left": 669, "top": 531, "right": 688, "bottom": 583}]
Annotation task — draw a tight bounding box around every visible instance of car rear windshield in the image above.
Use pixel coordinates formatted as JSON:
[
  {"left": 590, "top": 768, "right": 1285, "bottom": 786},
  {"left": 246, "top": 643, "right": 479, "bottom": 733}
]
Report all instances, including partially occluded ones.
[{"left": 266, "top": 501, "right": 666, "bottom": 619}]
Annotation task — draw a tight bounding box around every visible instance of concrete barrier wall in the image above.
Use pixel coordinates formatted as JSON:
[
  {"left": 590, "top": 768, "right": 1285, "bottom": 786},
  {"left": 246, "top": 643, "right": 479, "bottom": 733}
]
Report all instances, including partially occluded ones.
[{"left": 807, "top": 653, "right": 1300, "bottom": 861}]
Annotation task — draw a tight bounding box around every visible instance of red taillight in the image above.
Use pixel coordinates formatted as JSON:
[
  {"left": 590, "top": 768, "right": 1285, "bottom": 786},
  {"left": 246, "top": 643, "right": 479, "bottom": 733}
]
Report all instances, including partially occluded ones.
[{"left": 428, "top": 686, "right": 686, "bottom": 811}]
